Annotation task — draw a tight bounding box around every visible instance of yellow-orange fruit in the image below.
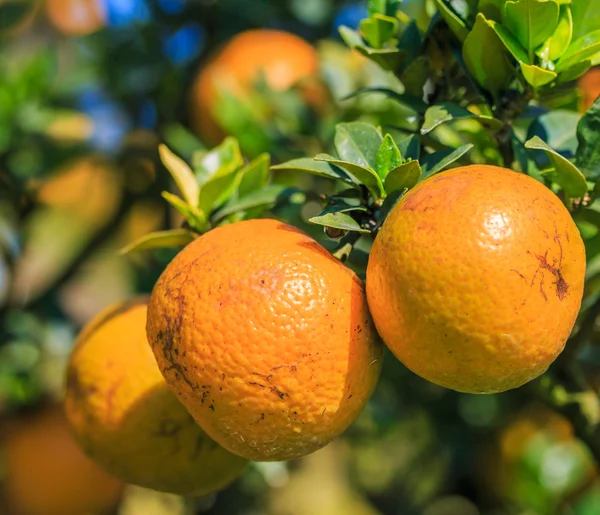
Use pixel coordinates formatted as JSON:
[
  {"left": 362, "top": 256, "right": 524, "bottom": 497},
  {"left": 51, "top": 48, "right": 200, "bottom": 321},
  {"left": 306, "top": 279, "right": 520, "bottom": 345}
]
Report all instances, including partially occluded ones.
[
  {"left": 3, "top": 405, "right": 124, "bottom": 515},
  {"left": 367, "top": 165, "right": 586, "bottom": 394},
  {"left": 579, "top": 67, "right": 600, "bottom": 112},
  {"left": 45, "top": 0, "right": 105, "bottom": 36},
  {"left": 146, "top": 219, "right": 382, "bottom": 461},
  {"left": 190, "top": 29, "right": 320, "bottom": 145},
  {"left": 65, "top": 299, "right": 247, "bottom": 496}
]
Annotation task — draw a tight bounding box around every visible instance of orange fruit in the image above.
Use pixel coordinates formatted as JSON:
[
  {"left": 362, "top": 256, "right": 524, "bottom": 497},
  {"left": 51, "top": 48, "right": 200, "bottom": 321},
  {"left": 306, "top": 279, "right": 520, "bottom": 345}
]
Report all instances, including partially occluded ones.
[
  {"left": 45, "top": 0, "right": 105, "bottom": 36},
  {"left": 367, "top": 165, "right": 586, "bottom": 394},
  {"left": 3, "top": 404, "right": 124, "bottom": 515},
  {"left": 190, "top": 29, "right": 321, "bottom": 145},
  {"left": 579, "top": 67, "right": 600, "bottom": 112},
  {"left": 64, "top": 298, "right": 247, "bottom": 496},
  {"left": 146, "top": 219, "right": 382, "bottom": 461}
]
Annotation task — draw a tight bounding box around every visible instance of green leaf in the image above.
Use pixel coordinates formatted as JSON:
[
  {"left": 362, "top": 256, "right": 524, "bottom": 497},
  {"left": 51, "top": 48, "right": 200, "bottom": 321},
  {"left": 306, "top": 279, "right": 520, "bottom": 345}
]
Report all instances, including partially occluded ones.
[
  {"left": 576, "top": 98, "right": 600, "bottom": 179},
  {"left": 375, "top": 135, "right": 403, "bottom": 179},
  {"left": 556, "top": 29, "right": 600, "bottom": 72},
  {"left": 525, "top": 136, "right": 588, "bottom": 197},
  {"left": 384, "top": 160, "right": 423, "bottom": 193},
  {"left": 537, "top": 5, "right": 573, "bottom": 61},
  {"left": 489, "top": 19, "right": 531, "bottom": 63},
  {"left": 570, "top": 0, "right": 600, "bottom": 42},
  {"left": 368, "top": 0, "right": 400, "bottom": 16},
  {"left": 395, "top": 134, "right": 421, "bottom": 161},
  {"left": 463, "top": 14, "right": 513, "bottom": 98},
  {"left": 503, "top": 0, "right": 560, "bottom": 61},
  {"left": 421, "top": 102, "right": 503, "bottom": 134},
  {"left": 309, "top": 212, "right": 371, "bottom": 234},
  {"left": 334, "top": 122, "right": 384, "bottom": 169},
  {"left": 315, "top": 154, "right": 385, "bottom": 198},
  {"left": 339, "top": 26, "right": 405, "bottom": 70},
  {"left": 212, "top": 185, "right": 291, "bottom": 222},
  {"left": 400, "top": 56, "right": 429, "bottom": 98},
  {"left": 556, "top": 59, "right": 593, "bottom": 83},
  {"left": 271, "top": 158, "right": 356, "bottom": 185},
  {"left": 119, "top": 229, "right": 195, "bottom": 255},
  {"left": 420, "top": 144, "right": 474, "bottom": 179},
  {"left": 158, "top": 144, "right": 200, "bottom": 207},
  {"left": 478, "top": 0, "right": 505, "bottom": 21},
  {"left": 435, "top": 0, "right": 470, "bottom": 42},
  {"left": 520, "top": 63, "right": 558, "bottom": 87},
  {"left": 360, "top": 14, "right": 399, "bottom": 49},
  {"left": 161, "top": 192, "right": 207, "bottom": 232},
  {"left": 340, "top": 87, "right": 427, "bottom": 112},
  {"left": 198, "top": 166, "right": 244, "bottom": 216},
  {"left": 194, "top": 137, "right": 244, "bottom": 186},
  {"left": 238, "top": 153, "right": 270, "bottom": 198}
]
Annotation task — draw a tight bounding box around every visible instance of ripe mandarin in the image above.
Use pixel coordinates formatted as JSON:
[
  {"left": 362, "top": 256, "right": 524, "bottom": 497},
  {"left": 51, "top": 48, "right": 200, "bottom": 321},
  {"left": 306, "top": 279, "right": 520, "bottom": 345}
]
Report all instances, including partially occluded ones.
[
  {"left": 3, "top": 405, "right": 124, "bottom": 515},
  {"left": 190, "top": 29, "right": 320, "bottom": 145},
  {"left": 367, "top": 165, "right": 586, "bottom": 394},
  {"left": 65, "top": 299, "right": 247, "bottom": 496},
  {"left": 146, "top": 219, "right": 382, "bottom": 461}
]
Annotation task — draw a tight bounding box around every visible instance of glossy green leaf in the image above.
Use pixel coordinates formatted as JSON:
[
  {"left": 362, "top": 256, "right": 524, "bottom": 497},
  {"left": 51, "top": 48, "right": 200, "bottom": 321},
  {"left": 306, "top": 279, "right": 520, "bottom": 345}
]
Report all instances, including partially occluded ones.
[
  {"left": 395, "top": 134, "right": 421, "bottom": 161},
  {"left": 161, "top": 192, "right": 207, "bottom": 232},
  {"left": 368, "top": 0, "right": 400, "bottom": 16},
  {"left": 339, "top": 26, "right": 405, "bottom": 70},
  {"left": 503, "top": 0, "right": 560, "bottom": 60},
  {"left": 309, "top": 212, "right": 371, "bottom": 234},
  {"left": 194, "top": 137, "right": 244, "bottom": 187},
  {"left": 420, "top": 144, "right": 474, "bottom": 180},
  {"left": 557, "top": 59, "right": 593, "bottom": 83},
  {"left": 237, "top": 153, "right": 270, "bottom": 197},
  {"left": 198, "top": 165, "right": 244, "bottom": 216},
  {"left": 375, "top": 134, "right": 403, "bottom": 179},
  {"left": 537, "top": 5, "right": 573, "bottom": 61},
  {"left": 435, "top": 0, "right": 469, "bottom": 42},
  {"left": 525, "top": 136, "right": 588, "bottom": 197},
  {"left": 489, "top": 19, "right": 531, "bottom": 63},
  {"left": 463, "top": 14, "right": 513, "bottom": 98},
  {"left": 384, "top": 160, "right": 422, "bottom": 193},
  {"left": 478, "top": 0, "right": 505, "bottom": 21},
  {"left": 271, "top": 158, "right": 356, "bottom": 185},
  {"left": 334, "top": 122, "right": 383, "bottom": 169},
  {"left": 315, "top": 154, "right": 384, "bottom": 198},
  {"left": 212, "top": 185, "right": 291, "bottom": 222},
  {"left": 556, "top": 29, "right": 600, "bottom": 72},
  {"left": 340, "top": 87, "right": 427, "bottom": 112},
  {"left": 421, "top": 102, "right": 503, "bottom": 134},
  {"left": 360, "top": 14, "right": 398, "bottom": 49},
  {"left": 570, "top": 0, "right": 600, "bottom": 42},
  {"left": 400, "top": 56, "right": 429, "bottom": 98},
  {"left": 576, "top": 98, "right": 600, "bottom": 179},
  {"left": 520, "top": 63, "right": 558, "bottom": 87},
  {"left": 120, "top": 229, "right": 195, "bottom": 255},
  {"left": 158, "top": 144, "right": 200, "bottom": 207}
]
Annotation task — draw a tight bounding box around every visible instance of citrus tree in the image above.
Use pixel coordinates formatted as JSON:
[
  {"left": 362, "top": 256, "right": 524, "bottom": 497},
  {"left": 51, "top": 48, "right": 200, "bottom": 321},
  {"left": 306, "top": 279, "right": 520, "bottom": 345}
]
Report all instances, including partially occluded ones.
[
  {"left": 115, "top": 0, "right": 600, "bottom": 507},
  {"left": 4, "top": 0, "right": 600, "bottom": 513}
]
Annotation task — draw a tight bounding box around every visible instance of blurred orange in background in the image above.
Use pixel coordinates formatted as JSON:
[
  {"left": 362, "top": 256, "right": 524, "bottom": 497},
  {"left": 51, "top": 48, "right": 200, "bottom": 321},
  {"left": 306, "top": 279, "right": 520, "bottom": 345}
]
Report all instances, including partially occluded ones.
[
  {"left": 2, "top": 403, "right": 124, "bottom": 515},
  {"left": 190, "top": 29, "right": 321, "bottom": 146},
  {"left": 579, "top": 67, "right": 600, "bottom": 112},
  {"left": 45, "top": 0, "right": 105, "bottom": 36}
]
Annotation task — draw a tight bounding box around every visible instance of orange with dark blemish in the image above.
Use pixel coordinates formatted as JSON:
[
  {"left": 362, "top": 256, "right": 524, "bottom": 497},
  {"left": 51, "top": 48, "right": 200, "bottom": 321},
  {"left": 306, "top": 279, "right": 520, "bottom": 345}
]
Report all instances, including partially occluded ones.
[
  {"left": 64, "top": 299, "right": 247, "bottom": 495},
  {"left": 367, "top": 165, "right": 586, "bottom": 394},
  {"left": 146, "top": 219, "right": 382, "bottom": 461}
]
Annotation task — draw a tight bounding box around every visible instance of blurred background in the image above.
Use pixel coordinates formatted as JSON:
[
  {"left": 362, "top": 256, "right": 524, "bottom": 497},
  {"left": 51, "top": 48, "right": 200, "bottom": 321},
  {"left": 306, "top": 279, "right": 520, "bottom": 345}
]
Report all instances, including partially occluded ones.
[{"left": 1, "top": 0, "right": 600, "bottom": 514}]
